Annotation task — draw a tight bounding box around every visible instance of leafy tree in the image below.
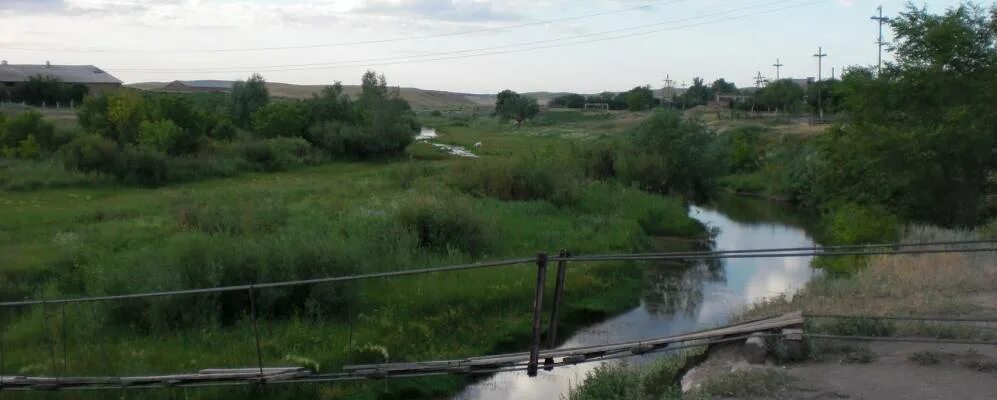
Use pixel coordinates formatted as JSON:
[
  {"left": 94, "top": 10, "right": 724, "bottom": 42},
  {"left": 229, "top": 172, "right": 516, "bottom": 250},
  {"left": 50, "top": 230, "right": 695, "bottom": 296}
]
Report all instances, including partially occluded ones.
[
  {"left": 10, "top": 75, "right": 88, "bottom": 106},
  {"left": 252, "top": 101, "right": 312, "bottom": 138},
  {"left": 495, "top": 90, "right": 540, "bottom": 125},
  {"left": 0, "top": 111, "right": 56, "bottom": 155},
  {"left": 230, "top": 73, "right": 270, "bottom": 128},
  {"left": 585, "top": 92, "right": 627, "bottom": 110},
  {"left": 681, "top": 77, "right": 714, "bottom": 107},
  {"left": 755, "top": 80, "right": 804, "bottom": 113},
  {"left": 61, "top": 134, "right": 119, "bottom": 174},
  {"left": 810, "top": 3, "right": 996, "bottom": 226},
  {"left": 624, "top": 86, "right": 656, "bottom": 111},
  {"left": 805, "top": 79, "right": 845, "bottom": 114},
  {"left": 138, "top": 119, "right": 196, "bottom": 155},
  {"left": 550, "top": 93, "right": 586, "bottom": 108},
  {"left": 310, "top": 82, "right": 354, "bottom": 123},
  {"left": 711, "top": 79, "right": 738, "bottom": 95}
]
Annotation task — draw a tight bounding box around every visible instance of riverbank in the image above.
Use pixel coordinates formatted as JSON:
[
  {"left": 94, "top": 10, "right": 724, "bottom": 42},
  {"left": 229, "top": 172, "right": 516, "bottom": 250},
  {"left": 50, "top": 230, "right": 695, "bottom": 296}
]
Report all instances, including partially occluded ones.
[
  {"left": 0, "top": 110, "right": 716, "bottom": 400},
  {"left": 567, "top": 224, "right": 997, "bottom": 399}
]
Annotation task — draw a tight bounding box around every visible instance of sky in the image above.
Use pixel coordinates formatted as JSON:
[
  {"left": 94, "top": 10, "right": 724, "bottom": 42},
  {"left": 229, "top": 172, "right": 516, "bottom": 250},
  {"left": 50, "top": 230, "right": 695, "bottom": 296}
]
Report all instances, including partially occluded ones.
[{"left": 0, "top": 0, "right": 972, "bottom": 93}]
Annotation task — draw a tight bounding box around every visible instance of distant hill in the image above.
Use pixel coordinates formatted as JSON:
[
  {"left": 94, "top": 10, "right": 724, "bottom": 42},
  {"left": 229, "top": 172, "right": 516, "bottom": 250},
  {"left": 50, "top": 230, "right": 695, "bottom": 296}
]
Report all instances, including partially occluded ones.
[
  {"left": 127, "top": 81, "right": 680, "bottom": 110},
  {"left": 127, "top": 81, "right": 482, "bottom": 111}
]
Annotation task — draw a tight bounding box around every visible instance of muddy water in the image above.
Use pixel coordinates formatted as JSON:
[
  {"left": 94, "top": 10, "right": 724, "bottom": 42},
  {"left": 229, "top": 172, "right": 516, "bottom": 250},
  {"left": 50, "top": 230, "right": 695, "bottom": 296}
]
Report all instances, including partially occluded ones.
[
  {"left": 454, "top": 197, "right": 820, "bottom": 400},
  {"left": 416, "top": 127, "right": 478, "bottom": 158}
]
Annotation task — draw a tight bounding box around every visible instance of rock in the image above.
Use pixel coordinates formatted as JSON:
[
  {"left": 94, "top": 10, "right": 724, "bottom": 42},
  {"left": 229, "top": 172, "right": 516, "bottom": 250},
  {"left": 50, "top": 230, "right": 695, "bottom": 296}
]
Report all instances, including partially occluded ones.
[{"left": 744, "top": 333, "right": 768, "bottom": 364}]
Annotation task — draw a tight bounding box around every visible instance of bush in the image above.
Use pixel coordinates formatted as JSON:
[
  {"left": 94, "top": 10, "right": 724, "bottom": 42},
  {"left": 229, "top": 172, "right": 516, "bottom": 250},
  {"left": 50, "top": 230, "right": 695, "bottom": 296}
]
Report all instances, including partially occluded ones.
[
  {"left": 396, "top": 195, "right": 486, "bottom": 255},
  {"left": 173, "top": 193, "right": 290, "bottom": 235},
  {"left": 243, "top": 137, "right": 322, "bottom": 172},
  {"left": 115, "top": 145, "right": 170, "bottom": 186},
  {"left": 824, "top": 203, "right": 899, "bottom": 244},
  {"left": 252, "top": 101, "right": 312, "bottom": 138},
  {"left": 0, "top": 111, "right": 56, "bottom": 155},
  {"left": 60, "top": 134, "right": 119, "bottom": 174},
  {"left": 451, "top": 154, "right": 581, "bottom": 206},
  {"left": 138, "top": 119, "right": 197, "bottom": 155}
]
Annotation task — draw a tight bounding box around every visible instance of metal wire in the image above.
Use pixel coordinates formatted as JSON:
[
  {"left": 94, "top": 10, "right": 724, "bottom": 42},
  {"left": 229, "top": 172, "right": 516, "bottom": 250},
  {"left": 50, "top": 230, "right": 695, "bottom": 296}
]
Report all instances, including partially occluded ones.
[
  {"left": 806, "top": 314, "right": 997, "bottom": 323},
  {"left": 1, "top": 241, "right": 990, "bottom": 308},
  {"left": 804, "top": 334, "right": 997, "bottom": 346},
  {"left": 556, "top": 246, "right": 997, "bottom": 262},
  {"left": 0, "top": 258, "right": 534, "bottom": 308}
]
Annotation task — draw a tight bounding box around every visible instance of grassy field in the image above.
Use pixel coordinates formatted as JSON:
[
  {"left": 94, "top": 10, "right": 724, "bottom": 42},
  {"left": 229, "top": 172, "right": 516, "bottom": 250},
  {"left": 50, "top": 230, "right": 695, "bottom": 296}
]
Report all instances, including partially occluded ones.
[{"left": 0, "top": 109, "right": 710, "bottom": 399}]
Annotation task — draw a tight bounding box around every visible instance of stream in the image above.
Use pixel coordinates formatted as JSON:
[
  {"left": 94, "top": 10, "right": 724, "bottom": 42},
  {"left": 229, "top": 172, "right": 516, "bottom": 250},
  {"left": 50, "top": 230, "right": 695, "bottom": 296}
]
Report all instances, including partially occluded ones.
[{"left": 454, "top": 196, "right": 821, "bottom": 399}]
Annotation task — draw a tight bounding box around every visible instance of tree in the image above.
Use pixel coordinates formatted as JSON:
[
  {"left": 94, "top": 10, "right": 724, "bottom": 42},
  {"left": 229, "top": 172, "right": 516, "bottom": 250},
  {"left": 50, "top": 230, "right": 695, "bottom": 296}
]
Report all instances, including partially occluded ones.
[
  {"left": 550, "top": 93, "right": 586, "bottom": 109},
  {"left": 624, "top": 86, "right": 656, "bottom": 111},
  {"left": 755, "top": 79, "right": 804, "bottom": 113},
  {"left": 810, "top": 3, "right": 996, "bottom": 226},
  {"left": 495, "top": 90, "right": 539, "bottom": 125},
  {"left": 681, "top": 77, "right": 714, "bottom": 107},
  {"left": 310, "top": 82, "right": 354, "bottom": 123},
  {"left": 711, "top": 79, "right": 738, "bottom": 95},
  {"left": 252, "top": 101, "right": 312, "bottom": 139},
  {"left": 230, "top": 73, "right": 270, "bottom": 128}
]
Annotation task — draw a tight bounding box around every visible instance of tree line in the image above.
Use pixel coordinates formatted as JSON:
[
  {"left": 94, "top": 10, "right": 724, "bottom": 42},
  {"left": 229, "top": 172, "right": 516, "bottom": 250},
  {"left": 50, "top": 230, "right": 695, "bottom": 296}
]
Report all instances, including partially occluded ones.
[{"left": 0, "top": 71, "right": 419, "bottom": 185}]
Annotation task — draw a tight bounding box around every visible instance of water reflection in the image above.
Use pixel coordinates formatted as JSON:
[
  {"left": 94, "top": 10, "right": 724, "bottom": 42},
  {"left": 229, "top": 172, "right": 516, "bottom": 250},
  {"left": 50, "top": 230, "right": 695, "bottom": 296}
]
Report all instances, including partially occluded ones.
[{"left": 454, "top": 201, "right": 820, "bottom": 400}]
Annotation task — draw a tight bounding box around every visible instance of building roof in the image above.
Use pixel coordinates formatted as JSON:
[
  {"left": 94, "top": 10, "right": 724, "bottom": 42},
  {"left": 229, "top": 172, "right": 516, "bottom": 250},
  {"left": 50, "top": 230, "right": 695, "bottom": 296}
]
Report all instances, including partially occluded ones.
[
  {"left": 168, "top": 80, "right": 234, "bottom": 89},
  {"left": 0, "top": 63, "right": 122, "bottom": 84}
]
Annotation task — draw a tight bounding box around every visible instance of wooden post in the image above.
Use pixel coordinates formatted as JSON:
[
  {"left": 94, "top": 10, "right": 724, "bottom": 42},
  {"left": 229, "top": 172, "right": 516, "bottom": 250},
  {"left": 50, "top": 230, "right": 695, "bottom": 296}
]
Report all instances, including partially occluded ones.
[
  {"left": 544, "top": 250, "right": 569, "bottom": 371},
  {"left": 248, "top": 286, "right": 264, "bottom": 380},
  {"left": 527, "top": 252, "right": 548, "bottom": 377}
]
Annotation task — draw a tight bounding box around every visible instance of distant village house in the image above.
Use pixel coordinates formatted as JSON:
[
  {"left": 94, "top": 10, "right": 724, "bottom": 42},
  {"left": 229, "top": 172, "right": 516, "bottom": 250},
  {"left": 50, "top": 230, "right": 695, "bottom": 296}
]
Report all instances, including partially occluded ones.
[
  {"left": 162, "top": 80, "right": 233, "bottom": 94},
  {"left": 0, "top": 61, "right": 122, "bottom": 95}
]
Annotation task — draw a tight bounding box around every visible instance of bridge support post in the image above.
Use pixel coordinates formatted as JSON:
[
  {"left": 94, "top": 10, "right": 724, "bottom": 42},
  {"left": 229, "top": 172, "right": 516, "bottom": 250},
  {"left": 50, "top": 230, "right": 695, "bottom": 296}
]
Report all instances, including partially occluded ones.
[
  {"left": 527, "top": 252, "right": 548, "bottom": 377},
  {"left": 544, "top": 250, "right": 569, "bottom": 371}
]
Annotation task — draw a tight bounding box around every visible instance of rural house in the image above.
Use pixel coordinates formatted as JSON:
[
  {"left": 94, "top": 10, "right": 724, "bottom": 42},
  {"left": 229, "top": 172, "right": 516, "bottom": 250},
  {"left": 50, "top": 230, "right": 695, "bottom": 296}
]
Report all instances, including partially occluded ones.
[
  {"left": 162, "top": 80, "right": 233, "bottom": 93},
  {"left": 0, "top": 61, "right": 122, "bottom": 94}
]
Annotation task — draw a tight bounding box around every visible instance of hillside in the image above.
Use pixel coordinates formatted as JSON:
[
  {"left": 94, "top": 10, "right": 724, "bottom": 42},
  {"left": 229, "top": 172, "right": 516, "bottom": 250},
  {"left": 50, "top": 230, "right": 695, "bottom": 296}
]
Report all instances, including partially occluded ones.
[{"left": 126, "top": 81, "right": 483, "bottom": 111}]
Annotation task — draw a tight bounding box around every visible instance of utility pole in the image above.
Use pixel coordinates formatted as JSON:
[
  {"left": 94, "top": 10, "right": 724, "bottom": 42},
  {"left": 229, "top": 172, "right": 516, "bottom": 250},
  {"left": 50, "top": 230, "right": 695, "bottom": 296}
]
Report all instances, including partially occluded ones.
[
  {"left": 662, "top": 74, "right": 674, "bottom": 108},
  {"left": 680, "top": 81, "right": 687, "bottom": 109},
  {"left": 871, "top": 6, "right": 890, "bottom": 75},
  {"left": 813, "top": 46, "right": 827, "bottom": 119},
  {"left": 754, "top": 71, "right": 767, "bottom": 88},
  {"left": 772, "top": 58, "right": 784, "bottom": 81}
]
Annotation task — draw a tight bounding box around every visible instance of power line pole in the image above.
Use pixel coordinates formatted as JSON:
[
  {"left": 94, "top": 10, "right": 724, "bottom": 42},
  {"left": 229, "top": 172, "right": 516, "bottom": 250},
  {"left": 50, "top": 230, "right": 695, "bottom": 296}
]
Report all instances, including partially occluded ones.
[
  {"left": 754, "top": 71, "right": 767, "bottom": 88},
  {"left": 813, "top": 46, "right": 827, "bottom": 120},
  {"left": 772, "top": 58, "right": 784, "bottom": 81},
  {"left": 871, "top": 6, "right": 890, "bottom": 75},
  {"left": 662, "top": 74, "right": 674, "bottom": 107}
]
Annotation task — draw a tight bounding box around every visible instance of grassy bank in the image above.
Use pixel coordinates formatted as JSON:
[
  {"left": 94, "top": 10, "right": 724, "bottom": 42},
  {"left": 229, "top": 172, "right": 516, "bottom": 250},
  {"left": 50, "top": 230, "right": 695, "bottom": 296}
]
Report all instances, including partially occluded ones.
[
  {"left": 0, "top": 110, "right": 713, "bottom": 399},
  {"left": 566, "top": 224, "right": 996, "bottom": 399}
]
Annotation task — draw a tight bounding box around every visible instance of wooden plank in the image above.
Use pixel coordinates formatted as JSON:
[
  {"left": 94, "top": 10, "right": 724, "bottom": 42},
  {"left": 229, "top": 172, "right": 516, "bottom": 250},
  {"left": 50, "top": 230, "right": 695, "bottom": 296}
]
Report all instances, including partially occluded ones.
[{"left": 345, "top": 312, "right": 804, "bottom": 374}]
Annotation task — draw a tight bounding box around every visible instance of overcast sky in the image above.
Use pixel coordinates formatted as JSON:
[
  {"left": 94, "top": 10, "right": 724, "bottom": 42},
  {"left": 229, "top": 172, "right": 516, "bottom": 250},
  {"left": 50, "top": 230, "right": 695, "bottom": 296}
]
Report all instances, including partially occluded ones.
[{"left": 0, "top": 0, "right": 971, "bottom": 93}]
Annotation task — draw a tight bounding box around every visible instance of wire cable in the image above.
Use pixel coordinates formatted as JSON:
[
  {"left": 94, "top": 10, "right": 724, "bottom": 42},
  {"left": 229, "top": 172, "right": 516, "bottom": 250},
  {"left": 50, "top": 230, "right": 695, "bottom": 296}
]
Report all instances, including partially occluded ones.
[{"left": 108, "top": 0, "right": 808, "bottom": 72}]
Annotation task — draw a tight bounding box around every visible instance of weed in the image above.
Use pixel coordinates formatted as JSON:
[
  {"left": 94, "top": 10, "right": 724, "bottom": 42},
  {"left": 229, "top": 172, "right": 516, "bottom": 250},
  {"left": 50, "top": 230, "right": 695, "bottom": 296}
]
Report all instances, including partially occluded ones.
[
  {"left": 909, "top": 350, "right": 947, "bottom": 365},
  {"left": 689, "top": 368, "right": 793, "bottom": 398}
]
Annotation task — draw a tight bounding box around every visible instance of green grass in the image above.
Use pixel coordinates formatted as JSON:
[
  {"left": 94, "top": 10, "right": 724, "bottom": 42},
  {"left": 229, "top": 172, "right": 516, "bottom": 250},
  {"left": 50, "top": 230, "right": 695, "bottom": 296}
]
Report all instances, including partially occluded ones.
[{"left": 0, "top": 110, "right": 705, "bottom": 399}]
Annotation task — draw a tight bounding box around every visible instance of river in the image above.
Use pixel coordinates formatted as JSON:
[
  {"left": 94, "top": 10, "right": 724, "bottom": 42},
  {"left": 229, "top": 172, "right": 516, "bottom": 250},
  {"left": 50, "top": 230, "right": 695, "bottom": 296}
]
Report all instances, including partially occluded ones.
[{"left": 454, "top": 197, "right": 820, "bottom": 400}]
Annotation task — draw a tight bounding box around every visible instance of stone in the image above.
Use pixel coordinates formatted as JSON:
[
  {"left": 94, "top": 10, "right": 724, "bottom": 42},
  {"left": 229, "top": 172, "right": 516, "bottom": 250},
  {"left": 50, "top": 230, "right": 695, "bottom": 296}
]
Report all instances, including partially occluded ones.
[{"left": 744, "top": 333, "right": 769, "bottom": 364}]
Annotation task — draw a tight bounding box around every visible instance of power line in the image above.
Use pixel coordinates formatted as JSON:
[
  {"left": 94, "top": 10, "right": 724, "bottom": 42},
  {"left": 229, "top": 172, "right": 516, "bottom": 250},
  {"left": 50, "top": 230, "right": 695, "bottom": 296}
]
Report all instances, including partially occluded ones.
[
  {"left": 0, "top": 240, "right": 991, "bottom": 308},
  {"left": 107, "top": 0, "right": 829, "bottom": 74},
  {"left": 0, "top": 0, "right": 692, "bottom": 54}
]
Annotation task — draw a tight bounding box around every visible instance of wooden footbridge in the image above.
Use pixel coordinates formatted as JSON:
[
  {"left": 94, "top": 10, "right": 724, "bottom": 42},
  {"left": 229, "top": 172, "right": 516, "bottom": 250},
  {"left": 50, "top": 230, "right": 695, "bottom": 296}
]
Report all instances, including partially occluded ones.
[
  {"left": 0, "top": 240, "right": 994, "bottom": 392},
  {"left": 0, "top": 312, "right": 805, "bottom": 391}
]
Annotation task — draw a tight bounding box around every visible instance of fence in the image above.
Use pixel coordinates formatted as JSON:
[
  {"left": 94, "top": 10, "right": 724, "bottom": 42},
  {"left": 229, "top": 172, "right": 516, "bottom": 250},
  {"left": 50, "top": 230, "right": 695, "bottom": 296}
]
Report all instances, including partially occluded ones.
[{"left": 0, "top": 239, "right": 994, "bottom": 391}]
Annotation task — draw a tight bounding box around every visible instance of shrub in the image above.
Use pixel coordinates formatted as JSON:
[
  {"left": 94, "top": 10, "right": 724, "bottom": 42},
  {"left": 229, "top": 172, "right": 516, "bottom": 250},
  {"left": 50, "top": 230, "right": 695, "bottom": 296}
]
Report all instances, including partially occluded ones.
[
  {"left": 243, "top": 137, "right": 322, "bottom": 172},
  {"left": 138, "top": 119, "right": 197, "bottom": 155},
  {"left": 115, "top": 145, "right": 170, "bottom": 186},
  {"left": 0, "top": 111, "right": 56, "bottom": 155},
  {"left": 824, "top": 203, "right": 899, "bottom": 244},
  {"left": 173, "top": 193, "right": 290, "bottom": 235},
  {"left": 451, "top": 154, "right": 581, "bottom": 206},
  {"left": 208, "top": 118, "right": 237, "bottom": 140},
  {"left": 252, "top": 101, "right": 312, "bottom": 138},
  {"left": 60, "top": 134, "right": 119, "bottom": 174},
  {"left": 396, "top": 195, "right": 486, "bottom": 255}
]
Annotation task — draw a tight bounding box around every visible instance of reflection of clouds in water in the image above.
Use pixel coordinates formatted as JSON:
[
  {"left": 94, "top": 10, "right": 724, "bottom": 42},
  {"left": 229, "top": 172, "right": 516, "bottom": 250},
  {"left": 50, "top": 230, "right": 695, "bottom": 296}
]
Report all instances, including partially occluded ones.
[{"left": 454, "top": 204, "right": 819, "bottom": 400}]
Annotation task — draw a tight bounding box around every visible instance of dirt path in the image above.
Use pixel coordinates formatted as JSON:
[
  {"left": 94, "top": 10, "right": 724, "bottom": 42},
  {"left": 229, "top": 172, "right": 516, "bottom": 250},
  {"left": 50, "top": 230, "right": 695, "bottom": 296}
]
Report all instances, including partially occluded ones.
[{"left": 775, "top": 342, "right": 997, "bottom": 400}]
